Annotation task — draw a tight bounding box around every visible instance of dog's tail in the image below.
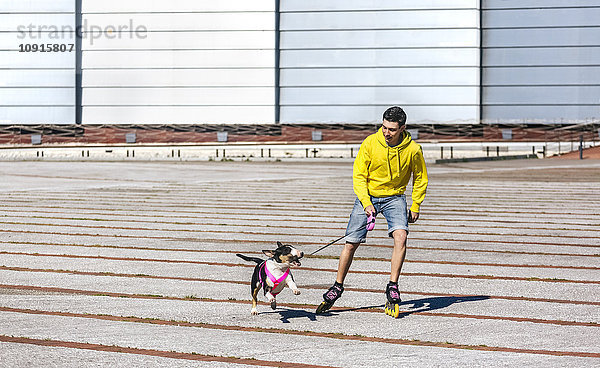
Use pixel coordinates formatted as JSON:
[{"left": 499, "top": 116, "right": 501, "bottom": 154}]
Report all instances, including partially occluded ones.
[{"left": 236, "top": 253, "right": 263, "bottom": 264}]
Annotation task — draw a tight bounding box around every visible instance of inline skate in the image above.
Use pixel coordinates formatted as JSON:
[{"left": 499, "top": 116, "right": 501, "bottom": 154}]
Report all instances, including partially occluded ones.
[
  {"left": 384, "top": 282, "right": 401, "bottom": 318},
  {"left": 316, "top": 282, "right": 344, "bottom": 314}
]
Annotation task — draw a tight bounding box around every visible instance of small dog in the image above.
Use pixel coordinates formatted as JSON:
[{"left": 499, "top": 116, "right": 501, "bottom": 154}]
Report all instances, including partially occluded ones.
[{"left": 236, "top": 241, "right": 303, "bottom": 315}]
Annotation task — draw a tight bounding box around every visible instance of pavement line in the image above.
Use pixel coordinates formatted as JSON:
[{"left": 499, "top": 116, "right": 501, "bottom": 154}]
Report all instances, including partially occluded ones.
[
  {"left": 2, "top": 213, "right": 599, "bottom": 235},
  {"left": 7, "top": 187, "right": 600, "bottom": 200},
  {"left": 3, "top": 266, "right": 598, "bottom": 307},
  {"left": 2, "top": 241, "right": 597, "bottom": 270},
  {"left": 0, "top": 336, "right": 336, "bottom": 368},
  {"left": 4, "top": 199, "right": 598, "bottom": 214},
  {"left": 2, "top": 208, "right": 598, "bottom": 229},
  {"left": 2, "top": 251, "right": 598, "bottom": 284},
  {"left": 4, "top": 196, "right": 599, "bottom": 214},
  {"left": 1, "top": 228, "right": 596, "bottom": 249},
  {"left": 2, "top": 219, "right": 599, "bottom": 241},
  {"left": 3, "top": 239, "right": 597, "bottom": 259},
  {"left": 2, "top": 201, "right": 597, "bottom": 218},
  {"left": 2, "top": 282, "right": 599, "bottom": 324},
  {"left": 1, "top": 309, "right": 599, "bottom": 359}
]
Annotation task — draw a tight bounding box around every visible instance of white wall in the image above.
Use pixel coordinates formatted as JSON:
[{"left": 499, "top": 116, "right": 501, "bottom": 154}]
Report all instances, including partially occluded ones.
[
  {"left": 5, "top": 0, "right": 599, "bottom": 127},
  {"left": 0, "top": 0, "right": 75, "bottom": 124},
  {"left": 278, "top": 0, "right": 481, "bottom": 124},
  {"left": 81, "top": 0, "right": 275, "bottom": 124},
  {"left": 482, "top": 0, "right": 600, "bottom": 123}
]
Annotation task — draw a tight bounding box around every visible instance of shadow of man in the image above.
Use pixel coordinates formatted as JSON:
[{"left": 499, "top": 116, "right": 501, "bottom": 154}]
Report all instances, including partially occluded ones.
[
  {"left": 262, "top": 295, "right": 490, "bottom": 321},
  {"left": 397, "top": 295, "right": 490, "bottom": 319},
  {"left": 322, "top": 295, "right": 490, "bottom": 318}
]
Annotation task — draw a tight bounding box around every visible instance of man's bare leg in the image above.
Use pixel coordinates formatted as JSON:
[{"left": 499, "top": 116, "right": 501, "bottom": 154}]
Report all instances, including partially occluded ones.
[
  {"left": 336, "top": 242, "right": 360, "bottom": 284},
  {"left": 390, "top": 229, "right": 408, "bottom": 283}
]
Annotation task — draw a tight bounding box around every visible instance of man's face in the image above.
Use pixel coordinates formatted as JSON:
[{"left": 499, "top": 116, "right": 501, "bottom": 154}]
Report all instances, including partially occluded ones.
[{"left": 382, "top": 119, "right": 406, "bottom": 146}]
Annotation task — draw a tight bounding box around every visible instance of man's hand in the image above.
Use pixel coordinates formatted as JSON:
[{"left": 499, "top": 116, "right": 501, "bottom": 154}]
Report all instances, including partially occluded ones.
[
  {"left": 408, "top": 211, "right": 419, "bottom": 223},
  {"left": 364, "top": 205, "right": 376, "bottom": 218}
]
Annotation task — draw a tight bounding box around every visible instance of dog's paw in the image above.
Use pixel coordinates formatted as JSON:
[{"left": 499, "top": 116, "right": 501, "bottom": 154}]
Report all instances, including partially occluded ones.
[
  {"left": 293, "top": 289, "right": 301, "bottom": 295},
  {"left": 251, "top": 308, "right": 258, "bottom": 315},
  {"left": 270, "top": 298, "right": 277, "bottom": 310}
]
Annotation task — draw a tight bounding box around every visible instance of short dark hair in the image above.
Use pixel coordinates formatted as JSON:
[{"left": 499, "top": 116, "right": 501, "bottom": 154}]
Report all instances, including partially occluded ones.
[{"left": 383, "top": 106, "right": 406, "bottom": 125}]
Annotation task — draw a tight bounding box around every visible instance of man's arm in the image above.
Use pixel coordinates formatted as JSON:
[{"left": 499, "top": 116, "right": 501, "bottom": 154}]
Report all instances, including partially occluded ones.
[
  {"left": 410, "top": 147, "right": 428, "bottom": 220},
  {"left": 353, "top": 140, "right": 372, "bottom": 211}
]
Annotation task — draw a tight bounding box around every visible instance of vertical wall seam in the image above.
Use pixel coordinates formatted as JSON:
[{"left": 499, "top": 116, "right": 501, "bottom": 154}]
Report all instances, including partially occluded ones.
[
  {"left": 75, "top": 0, "right": 82, "bottom": 124},
  {"left": 479, "top": 0, "right": 484, "bottom": 125},
  {"left": 274, "top": 0, "right": 281, "bottom": 124}
]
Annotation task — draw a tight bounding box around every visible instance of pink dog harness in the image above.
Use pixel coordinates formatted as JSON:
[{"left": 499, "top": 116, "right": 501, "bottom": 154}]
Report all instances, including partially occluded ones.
[{"left": 259, "top": 262, "right": 289, "bottom": 296}]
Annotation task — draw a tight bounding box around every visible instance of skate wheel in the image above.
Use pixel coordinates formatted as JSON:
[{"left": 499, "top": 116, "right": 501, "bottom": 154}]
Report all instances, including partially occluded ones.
[
  {"left": 316, "top": 301, "right": 331, "bottom": 314},
  {"left": 384, "top": 303, "right": 400, "bottom": 318},
  {"left": 392, "top": 304, "right": 400, "bottom": 318}
]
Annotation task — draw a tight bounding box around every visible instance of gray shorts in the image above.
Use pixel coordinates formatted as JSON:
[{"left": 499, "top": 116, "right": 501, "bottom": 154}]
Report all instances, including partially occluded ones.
[{"left": 345, "top": 195, "right": 409, "bottom": 243}]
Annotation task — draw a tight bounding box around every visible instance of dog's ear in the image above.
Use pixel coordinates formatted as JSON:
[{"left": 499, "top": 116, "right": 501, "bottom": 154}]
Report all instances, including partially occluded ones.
[
  {"left": 276, "top": 241, "right": 283, "bottom": 248},
  {"left": 262, "top": 250, "right": 275, "bottom": 258}
]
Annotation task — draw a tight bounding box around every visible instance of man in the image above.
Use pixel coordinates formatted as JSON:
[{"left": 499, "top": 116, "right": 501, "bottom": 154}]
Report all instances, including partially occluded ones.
[{"left": 317, "top": 106, "right": 428, "bottom": 315}]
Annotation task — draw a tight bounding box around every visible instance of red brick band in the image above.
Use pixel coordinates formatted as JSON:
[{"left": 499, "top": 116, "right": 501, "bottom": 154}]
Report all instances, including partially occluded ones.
[
  {"left": 1, "top": 308, "right": 598, "bottom": 359},
  {"left": 0, "top": 334, "right": 338, "bottom": 368}
]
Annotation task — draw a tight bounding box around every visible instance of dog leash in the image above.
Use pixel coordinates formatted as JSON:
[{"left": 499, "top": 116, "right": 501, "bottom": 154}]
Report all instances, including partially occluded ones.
[{"left": 310, "top": 214, "right": 375, "bottom": 255}]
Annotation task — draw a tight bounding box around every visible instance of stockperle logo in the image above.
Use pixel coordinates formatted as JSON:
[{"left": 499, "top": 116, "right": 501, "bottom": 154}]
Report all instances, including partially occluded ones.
[{"left": 17, "top": 19, "right": 148, "bottom": 45}]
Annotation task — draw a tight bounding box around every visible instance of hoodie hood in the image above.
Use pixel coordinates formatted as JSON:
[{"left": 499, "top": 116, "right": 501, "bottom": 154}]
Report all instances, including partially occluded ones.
[
  {"left": 375, "top": 127, "right": 412, "bottom": 150},
  {"left": 375, "top": 127, "right": 412, "bottom": 180}
]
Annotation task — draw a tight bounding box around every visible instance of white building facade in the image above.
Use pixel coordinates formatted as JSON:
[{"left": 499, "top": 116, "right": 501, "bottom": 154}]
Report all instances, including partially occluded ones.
[{"left": 1, "top": 0, "right": 598, "bottom": 126}]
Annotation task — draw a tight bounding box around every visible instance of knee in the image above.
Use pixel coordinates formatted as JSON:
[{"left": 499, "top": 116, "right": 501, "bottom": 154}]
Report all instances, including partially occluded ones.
[
  {"left": 392, "top": 230, "right": 407, "bottom": 245},
  {"left": 344, "top": 242, "right": 360, "bottom": 252}
]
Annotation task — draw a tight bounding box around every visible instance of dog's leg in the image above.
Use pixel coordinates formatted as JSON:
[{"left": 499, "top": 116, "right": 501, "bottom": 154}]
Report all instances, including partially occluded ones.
[
  {"left": 251, "top": 287, "right": 260, "bottom": 315},
  {"left": 266, "top": 291, "right": 277, "bottom": 310},
  {"left": 286, "top": 278, "right": 301, "bottom": 295}
]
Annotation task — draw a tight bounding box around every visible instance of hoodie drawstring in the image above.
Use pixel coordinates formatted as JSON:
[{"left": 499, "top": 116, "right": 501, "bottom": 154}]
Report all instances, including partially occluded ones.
[
  {"left": 387, "top": 145, "right": 403, "bottom": 180},
  {"left": 379, "top": 130, "right": 411, "bottom": 181},
  {"left": 387, "top": 147, "right": 392, "bottom": 180}
]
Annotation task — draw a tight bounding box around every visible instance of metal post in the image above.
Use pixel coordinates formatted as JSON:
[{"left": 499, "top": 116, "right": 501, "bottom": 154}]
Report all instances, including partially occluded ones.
[{"left": 579, "top": 135, "right": 583, "bottom": 159}]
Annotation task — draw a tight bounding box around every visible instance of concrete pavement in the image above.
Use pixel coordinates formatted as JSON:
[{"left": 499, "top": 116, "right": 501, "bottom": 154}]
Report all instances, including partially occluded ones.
[{"left": 0, "top": 159, "right": 599, "bottom": 367}]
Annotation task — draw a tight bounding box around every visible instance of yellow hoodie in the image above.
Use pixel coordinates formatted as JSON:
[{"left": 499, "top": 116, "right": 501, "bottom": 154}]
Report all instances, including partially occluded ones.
[{"left": 353, "top": 128, "right": 428, "bottom": 213}]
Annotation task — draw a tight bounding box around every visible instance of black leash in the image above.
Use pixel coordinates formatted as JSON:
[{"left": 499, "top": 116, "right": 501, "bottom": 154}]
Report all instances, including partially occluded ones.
[
  {"left": 309, "top": 232, "right": 354, "bottom": 256},
  {"left": 310, "top": 210, "right": 413, "bottom": 256},
  {"left": 310, "top": 217, "right": 373, "bottom": 255}
]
